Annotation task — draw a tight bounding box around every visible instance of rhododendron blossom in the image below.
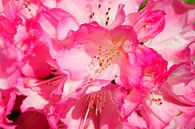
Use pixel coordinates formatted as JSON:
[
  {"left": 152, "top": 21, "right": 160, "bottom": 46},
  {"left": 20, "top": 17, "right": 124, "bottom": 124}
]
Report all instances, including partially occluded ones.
[{"left": 0, "top": 0, "right": 195, "bottom": 129}]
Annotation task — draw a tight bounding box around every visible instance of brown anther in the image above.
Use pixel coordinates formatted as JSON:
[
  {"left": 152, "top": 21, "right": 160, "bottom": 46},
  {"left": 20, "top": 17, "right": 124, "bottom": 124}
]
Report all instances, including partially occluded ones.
[
  {"left": 105, "top": 21, "right": 108, "bottom": 25},
  {"left": 176, "top": 111, "right": 183, "bottom": 116},
  {"left": 92, "top": 13, "right": 95, "bottom": 16},
  {"left": 90, "top": 15, "right": 93, "bottom": 18},
  {"left": 159, "top": 102, "right": 162, "bottom": 105},
  {"left": 98, "top": 4, "right": 101, "bottom": 8},
  {"left": 99, "top": 63, "right": 103, "bottom": 67},
  {"left": 108, "top": 7, "right": 111, "bottom": 10},
  {"left": 106, "top": 12, "right": 109, "bottom": 15},
  {"left": 107, "top": 17, "right": 110, "bottom": 20}
]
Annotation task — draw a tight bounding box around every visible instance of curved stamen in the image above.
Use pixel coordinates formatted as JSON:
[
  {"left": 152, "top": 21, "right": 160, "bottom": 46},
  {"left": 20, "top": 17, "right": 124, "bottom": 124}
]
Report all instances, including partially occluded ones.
[{"left": 82, "top": 92, "right": 106, "bottom": 129}]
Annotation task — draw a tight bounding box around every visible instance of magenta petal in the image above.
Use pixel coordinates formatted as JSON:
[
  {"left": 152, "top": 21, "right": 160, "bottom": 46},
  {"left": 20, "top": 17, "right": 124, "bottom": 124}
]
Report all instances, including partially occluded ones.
[{"left": 16, "top": 111, "right": 50, "bottom": 129}]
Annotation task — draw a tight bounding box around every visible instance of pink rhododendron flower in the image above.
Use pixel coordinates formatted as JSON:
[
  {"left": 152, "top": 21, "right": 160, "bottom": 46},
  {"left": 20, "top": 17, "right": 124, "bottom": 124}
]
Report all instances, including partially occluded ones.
[
  {"left": 0, "top": 0, "right": 195, "bottom": 129},
  {"left": 56, "top": 0, "right": 144, "bottom": 28},
  {"left": 145, "top": 0, "right": 195, "bottom": 66},
  {"left": 125, "top": 1, "right": 166, "bottom": 42},
  {"left": 54, "top": 82, "right": 123, "bottom": 129},
  {"left": 49, "top": 21, "right": 167, "bottom": 128}
]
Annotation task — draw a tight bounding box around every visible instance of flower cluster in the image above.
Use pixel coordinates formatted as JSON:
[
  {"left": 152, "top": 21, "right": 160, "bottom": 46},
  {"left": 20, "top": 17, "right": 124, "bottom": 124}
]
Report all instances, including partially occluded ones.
[{"left": 0, "top": 0, "right": 195, "bottom": 129}]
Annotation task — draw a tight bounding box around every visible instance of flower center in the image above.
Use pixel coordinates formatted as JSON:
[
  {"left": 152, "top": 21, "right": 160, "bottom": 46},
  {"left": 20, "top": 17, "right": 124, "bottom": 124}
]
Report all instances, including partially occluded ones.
[{"left": 89, "top": 46, "right": 119, "bottom": 80}]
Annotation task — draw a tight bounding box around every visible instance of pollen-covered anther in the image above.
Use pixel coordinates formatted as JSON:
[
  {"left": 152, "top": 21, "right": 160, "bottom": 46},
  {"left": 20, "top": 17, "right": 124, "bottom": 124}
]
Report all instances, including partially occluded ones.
[{"left": 150, "top": 93, "right": 163, "bottom": 105}]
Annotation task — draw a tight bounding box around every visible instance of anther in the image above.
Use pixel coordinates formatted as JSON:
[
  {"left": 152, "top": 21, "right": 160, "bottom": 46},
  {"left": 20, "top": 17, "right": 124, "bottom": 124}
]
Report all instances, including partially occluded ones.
[
  {"left": 98, "top": 4, "right": 101, "bottom": 8},
  {"left": 105, "top": 21, "right": 108, "bottom": 25}
]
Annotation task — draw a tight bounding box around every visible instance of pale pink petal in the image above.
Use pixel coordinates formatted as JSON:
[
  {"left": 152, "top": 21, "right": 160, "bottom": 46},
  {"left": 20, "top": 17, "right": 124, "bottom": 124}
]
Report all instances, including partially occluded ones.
[
  {"left": 55, "top": 47, "right": 91, "bottom": 79},
  {"left": 163, "top": 62, "right": 195, "bottom": 105},
  {"left": 19, "top": 88, "right": 48, "bottom": 112},
  {"left": 38, "top": 7, "right": 79, "bottom": 40},
  {"left": 126, "top": 10, "right": 165, "bottom": 42}
]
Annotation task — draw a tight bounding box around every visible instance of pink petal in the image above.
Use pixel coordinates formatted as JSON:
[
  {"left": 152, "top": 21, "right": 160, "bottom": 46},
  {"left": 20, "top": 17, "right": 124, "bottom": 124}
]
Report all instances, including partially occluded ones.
[
  {"left": 126, "top": 10, "right": 165, "bottom": 42},
  {"left": 163, "top": 62, "right": 195, "bottom": 105},
  {"left": 55, "top": 47, "right": 91, "bottom": 79},
  {"left": 38, "top": 7, "right": 79, "bottom": 40}
]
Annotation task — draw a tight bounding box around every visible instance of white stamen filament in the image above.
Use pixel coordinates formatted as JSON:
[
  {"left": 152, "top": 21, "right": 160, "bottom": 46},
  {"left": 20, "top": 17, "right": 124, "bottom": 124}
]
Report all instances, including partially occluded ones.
[{"left": 83, "top": 92, "right": 106, "bottom": 129}]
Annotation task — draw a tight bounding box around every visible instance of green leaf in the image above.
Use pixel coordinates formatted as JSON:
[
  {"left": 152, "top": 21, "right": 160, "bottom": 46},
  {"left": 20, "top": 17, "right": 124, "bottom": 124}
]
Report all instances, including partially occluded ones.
[
  {"left": 138, "top": 0, "right": 148, "bottom": 11},
  {"left": 183, "top": 0, "right": 195, "bottom": 4}
]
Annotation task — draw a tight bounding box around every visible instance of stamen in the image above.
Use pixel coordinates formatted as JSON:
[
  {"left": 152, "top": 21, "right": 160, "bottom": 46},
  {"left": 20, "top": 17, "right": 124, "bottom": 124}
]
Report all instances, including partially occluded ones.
[
  {"left": 89, "top": 46, "right": 119, "bottom": 80},
  {"left": 23, "top": 0, "right": 31, "bottom": 12},
  {"left": 175, "top": 111, "right": 183, "bottom": 116},
  {"left": 98, "top": 4, "right": 101, "bottom": 8},
  {"left": 140, "top": 42, "right": 144, "bottom": 45},
  {"left": 25, "top": 75, "right": 63, "bottom": 87},
  {"left": 83, "top": 92, "right": 106, "bottom": 129},
  {"left": 83, "top": 108, "right": 90, "bottom": 129},
  {"left": 150, "top": 92, "right": 163, "bottom": 105},
  {"left": 25, "top": 67, "right": 64, "bottom": 87}
]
